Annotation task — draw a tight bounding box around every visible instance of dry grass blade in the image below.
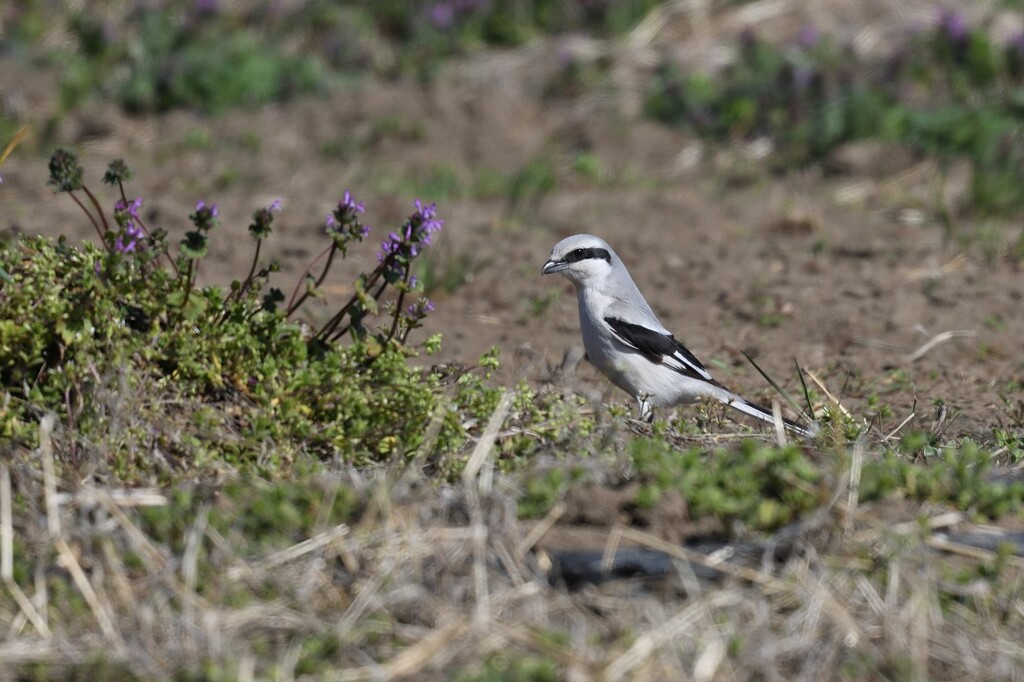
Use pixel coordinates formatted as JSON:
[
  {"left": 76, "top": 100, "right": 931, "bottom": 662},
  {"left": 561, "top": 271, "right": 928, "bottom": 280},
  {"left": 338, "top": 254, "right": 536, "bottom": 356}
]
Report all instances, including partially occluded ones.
[
  {"left": 489, "top": 620, "right": 589, "bottom": 669},
  {"left": 1, "top": 463, "right": 52, "bottom": 637},
  {"left": 0, "top": 124, "right": 29, "bottom": 165},
  {"left": 462, "top": 390, "right": 515, "bottom": 628},
  {"left": 338, "top": 619, "right": 470, "bottom": 681},
  {"left": 604, "top": 592, "right": 741, "bottom": 681},
  {"left": 845, "top": 441, "right": 864, "bottom": 537},
  {"left": 39, "top": 415, "right": 122, "bottom": 645},
  {"left": 884, "top": 411, "right": 916, "bottom": 441},
  {"left": 771, "top": 399, "right": 787, "bottom": 446},
  {"left": 516, "top": 501, "right": 565, "bottom": 558},
  {"left": 904, "top": 330, "right": 976, "bottom": 363},
  {"left": 804, "top": 369, "right": 853, "bottom": 418},
  {"left": 612, "top": 525, "right": 864, "bottom": 646},
  {"left": 63, "top": 487, "right": 167, "bottom": 507},
  {"left": 462, "top": 389, "right": 515, "bottom": 487},
  {"left": 336, "top": 574, "right": 384, "bottom": 639},
  {"left": 226, "top": 523, "right": 349, "bottom": 581},
  {"left": 926, "top": 535, "right": 1024, "bottom": 569},
  {"left": 98, "top": 490, "right": 169, "bottom": 571}
]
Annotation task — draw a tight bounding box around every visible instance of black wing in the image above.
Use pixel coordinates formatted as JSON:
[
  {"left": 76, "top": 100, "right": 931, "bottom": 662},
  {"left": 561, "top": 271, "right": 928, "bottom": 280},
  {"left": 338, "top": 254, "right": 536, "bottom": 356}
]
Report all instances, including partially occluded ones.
[{"left": 604, "top": 317, "right": 712, "bottom": 382}]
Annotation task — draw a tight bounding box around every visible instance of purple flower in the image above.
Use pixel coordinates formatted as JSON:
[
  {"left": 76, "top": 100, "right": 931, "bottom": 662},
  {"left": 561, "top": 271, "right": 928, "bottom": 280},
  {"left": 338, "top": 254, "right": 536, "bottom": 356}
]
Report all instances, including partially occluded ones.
[
  {"left": 113, "top": 196, "right": 145, "bottom": 253},
  {"left": 116, "top": 197, "right": 143, "bottom": 218},
  {"left": 406, "top": 297, "right": 435, "bottom": 321},
  {"left": 339, "top": 190, "right": 365, "bottom": 215},
  {"left": 377, "top": 231, "right": 403, "bottom": 261},
  {"left": 326, "top": 189, "right": 369, "bottom": 243},
  {"left": 194, "top": 0, "right": 219, "bottom": 15},
  {"left": 195, "top": 199, "right": 219, "bottom": 217},
  {"left": 191, "top": 199, "right": 220, "bottom": 231},
  {"left": 412, "top": 199, "right": 444, "bottom": 245},
  {"left": 114, "top": 235, "right": 137, "bottom": 253},
  {"left": 249, "top": 199, "right": 281, "bottom": 239},
  {"left": 796, "top": 25, "right": 820, "bottom": 49},
  {"left": 429, "top": 2, "right": 455, "bottom": 29},
  {"left": 1009, "top": 31, "right": 1024, "bottom": 55},
  {"left": 939, "top": 9, "right": 967, "bottom": 43},
  {"left": 375, "top": 199, "right": 443, "bottom": 263}
]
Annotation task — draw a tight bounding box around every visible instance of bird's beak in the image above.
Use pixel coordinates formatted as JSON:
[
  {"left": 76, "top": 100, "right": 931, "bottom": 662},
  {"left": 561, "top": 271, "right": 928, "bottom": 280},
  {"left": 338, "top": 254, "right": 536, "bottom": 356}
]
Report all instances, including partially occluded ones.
[{"left": 541, "top": 259, "right": 567, "bottom": 275}]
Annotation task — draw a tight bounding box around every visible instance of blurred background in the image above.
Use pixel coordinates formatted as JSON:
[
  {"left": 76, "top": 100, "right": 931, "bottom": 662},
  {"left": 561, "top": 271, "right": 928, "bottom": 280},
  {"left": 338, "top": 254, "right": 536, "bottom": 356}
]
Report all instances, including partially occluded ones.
[{"left": 2, "top": 0, "right": 1023, "bottom": 431}]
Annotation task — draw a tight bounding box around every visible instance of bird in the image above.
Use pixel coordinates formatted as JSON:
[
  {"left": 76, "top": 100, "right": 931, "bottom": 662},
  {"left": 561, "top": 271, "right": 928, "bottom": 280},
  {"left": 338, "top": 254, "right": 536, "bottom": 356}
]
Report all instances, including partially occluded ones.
[{"left": 541, "top": 234, "right": 814, "bottom": 437}]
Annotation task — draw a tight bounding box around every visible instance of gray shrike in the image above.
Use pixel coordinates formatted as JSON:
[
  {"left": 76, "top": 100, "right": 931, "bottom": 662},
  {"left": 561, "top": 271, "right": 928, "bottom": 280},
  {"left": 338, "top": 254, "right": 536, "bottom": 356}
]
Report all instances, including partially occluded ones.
[{"left": 542, "top": 234, "right": 813, "bottom": 437}]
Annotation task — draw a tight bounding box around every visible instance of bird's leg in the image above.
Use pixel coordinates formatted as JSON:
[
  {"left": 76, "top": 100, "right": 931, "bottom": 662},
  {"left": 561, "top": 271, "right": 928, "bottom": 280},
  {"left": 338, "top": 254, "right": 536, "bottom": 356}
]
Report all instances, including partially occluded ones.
[{"left": 636, "top": 395, "right": 654, "bottom": 423}]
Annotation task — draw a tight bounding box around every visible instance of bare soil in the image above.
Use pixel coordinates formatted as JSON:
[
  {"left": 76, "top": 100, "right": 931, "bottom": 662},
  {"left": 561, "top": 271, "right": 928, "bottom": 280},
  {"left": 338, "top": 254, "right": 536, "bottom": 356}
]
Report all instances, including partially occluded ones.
[{"left": 3, "top": 43, "right": 1021, "bottom": 440}]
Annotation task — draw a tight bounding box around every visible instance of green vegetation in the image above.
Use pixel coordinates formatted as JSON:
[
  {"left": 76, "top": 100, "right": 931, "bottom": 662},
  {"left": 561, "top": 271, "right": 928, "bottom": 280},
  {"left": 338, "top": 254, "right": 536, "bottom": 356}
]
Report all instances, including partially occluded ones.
[
  {"left": 0, "top": 0, "right": 662, "bottom": 118},
  {"left": 0, "top": 149, "right": 584, "bottom": 483},
  {"left": 646, "top": 14, "right": 1024, "bottom": 213}
]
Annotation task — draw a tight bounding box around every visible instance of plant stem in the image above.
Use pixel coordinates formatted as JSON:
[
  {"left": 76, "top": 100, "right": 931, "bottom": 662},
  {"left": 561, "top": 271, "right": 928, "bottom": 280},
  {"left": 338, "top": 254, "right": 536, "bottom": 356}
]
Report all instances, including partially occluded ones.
[
  {"left": 81, "top": 185, "right": 111, "bottom": 234},
  {"left": 385, "top": 265, "right": 414, "bottom": 344},
  {"left": 117, "top": 179, "right": 179, "bottom": 275},
  {"left": 68, "top": 191, "right": 109, "bottom": 250},
  {"left": 182, "top": 259, "right": 195, "bottom": 308},
  {"left": 286, "top": 242, "right": 337, "bottom": 316},
  {"left": 331, "top": 267, "right": 393, "bottom": 343}
]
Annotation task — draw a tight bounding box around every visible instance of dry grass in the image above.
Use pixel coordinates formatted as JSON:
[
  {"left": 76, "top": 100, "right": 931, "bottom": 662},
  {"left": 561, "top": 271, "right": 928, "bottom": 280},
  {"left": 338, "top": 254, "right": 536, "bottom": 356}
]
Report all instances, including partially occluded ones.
[{"left": 2, "top": 412, "right": 1023, "bottom": 680}]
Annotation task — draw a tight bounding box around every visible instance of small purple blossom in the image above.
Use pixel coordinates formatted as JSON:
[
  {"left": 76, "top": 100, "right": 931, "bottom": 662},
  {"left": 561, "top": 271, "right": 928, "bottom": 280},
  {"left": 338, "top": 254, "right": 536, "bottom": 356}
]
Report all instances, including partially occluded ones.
[
  {"left": 1009, "top": 31, "right": 1024, "bottom": 56},
  {"left": 191, "top": 199, "right": 220, "bottom": 232},
  {"left": 412, "top": 199, "right": 444, "bottom": 245},
  {"left": 194, "top": 0, "right": 219, "bottom": 15},
  {"left": 376, "top": 199, "right": 444, "bottom": 262},
  {"left": 113, "top": 196, "right": 145, "bottom": 253},
  {"left": 406, "top": 297, "right": 435, "bottom": 322},
  {"left": 939, "top": 9, "right": 967, "bottom": 43},
  {"left": 377, "top": 231, "right": 403, "bottom": 261},
  {"left": 340, "top": 190, "right": 365, "bottom": 215},
  {"left": 249, "top": 199, "right": 281, "bottom": 239},
  {"left": 195, "top": 199, "right": 219, "bottom": 217},
  {"left": 326, "top": 189, "right": 369, "bottom": 243},
  {"left": 796, "top": 25, "right": 820, "bottom": 49},
  {"left": 429, "top": 2, "right": 455, "bottom": 29}
]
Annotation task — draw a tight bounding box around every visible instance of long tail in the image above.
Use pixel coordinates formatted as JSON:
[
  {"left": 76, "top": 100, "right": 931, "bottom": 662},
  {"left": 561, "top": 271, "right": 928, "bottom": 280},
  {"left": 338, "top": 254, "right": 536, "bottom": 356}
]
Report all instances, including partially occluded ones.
[{"left": 707, "top": 384, "right": 816, "bottom": 438}]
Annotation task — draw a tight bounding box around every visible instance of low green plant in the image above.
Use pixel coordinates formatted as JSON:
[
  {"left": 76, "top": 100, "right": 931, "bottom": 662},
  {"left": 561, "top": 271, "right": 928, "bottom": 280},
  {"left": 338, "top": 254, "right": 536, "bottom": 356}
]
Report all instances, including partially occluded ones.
[
  {"left": 861, "top": 442, "right": 1024, "bottom": 517},
  {"left": 62, "top": 5, "right": 326, "bottom": 114},
  {"left": 2, "top": 1, "right": 663, "bottom": 118},
  {"left": 629, "top": 437, "right": 823, "bottom": 531},
  {"left": 507, "top": 157, "right": 557, "bottom": 214},
  {"left": 645, "top": 15, "right": 1024, "bottom": 214},
  {"left": 0, "top": 148, "right": 457, "bottom": 479}
]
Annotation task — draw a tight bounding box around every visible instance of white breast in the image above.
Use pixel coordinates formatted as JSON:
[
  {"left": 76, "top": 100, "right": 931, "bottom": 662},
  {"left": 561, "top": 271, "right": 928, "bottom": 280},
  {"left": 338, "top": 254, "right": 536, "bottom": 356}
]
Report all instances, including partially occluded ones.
[{"left": 575, "top": 287, "right": 718, "bottom": 407}]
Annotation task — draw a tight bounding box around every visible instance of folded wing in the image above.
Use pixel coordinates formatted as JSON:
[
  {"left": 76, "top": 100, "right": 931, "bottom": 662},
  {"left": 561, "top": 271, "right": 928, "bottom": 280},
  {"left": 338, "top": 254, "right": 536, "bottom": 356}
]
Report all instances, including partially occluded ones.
[{"left": 604, "top": 317, "right": 713, "bottom": 383}]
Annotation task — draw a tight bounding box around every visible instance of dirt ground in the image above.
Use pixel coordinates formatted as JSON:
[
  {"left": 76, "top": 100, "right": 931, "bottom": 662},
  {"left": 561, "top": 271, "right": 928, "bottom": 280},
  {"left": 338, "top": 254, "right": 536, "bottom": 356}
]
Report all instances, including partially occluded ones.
[{"left": 2, "top": 29, "right": 1022, "bottom": 440}]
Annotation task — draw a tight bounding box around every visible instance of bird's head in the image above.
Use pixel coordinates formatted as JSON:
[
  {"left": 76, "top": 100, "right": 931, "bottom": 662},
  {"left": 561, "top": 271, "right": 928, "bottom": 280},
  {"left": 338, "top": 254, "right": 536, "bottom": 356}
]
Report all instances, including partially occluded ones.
[{"left": 541, "top": 234, "right": 615, "bottom": 287}]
